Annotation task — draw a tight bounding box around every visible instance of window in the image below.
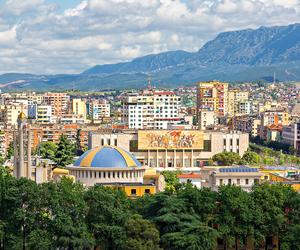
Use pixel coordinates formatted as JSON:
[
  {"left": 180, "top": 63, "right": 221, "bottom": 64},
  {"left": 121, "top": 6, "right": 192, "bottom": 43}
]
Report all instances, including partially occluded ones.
[
  {"left": 237, "top": 179, "right": 240, "bottom": 185},
  {"left": 131, "top": 189, "right": 137, "bottom": 195},
  {"left": 114, "top": 139, "right": 117, "bottom": 146},
  {"left": 108, "top": 139, "right": 111, "bottom": 145},
  {"left": 230, "top": 139, "right": 233, "bottom": 146},
  {"left": 145, "top": 189, "right": 151, "bottom": 194},
  {"left": 254, "top": 179, "right": 259, "bottom": 185},
  {"left": 223, "top": 139, "right": 226, "bottom": 146},
  {"left": 219, "top": 179, "right": 223, "bottom": 185},
  {"left": 228, "top": 179, "right": 232, "bottom": 185},
  {"left": 245, "top": 179, "right": 249, "bottom": 185},
  {"left": 101, "top": 139, "right": 104, "bottom": 145}
]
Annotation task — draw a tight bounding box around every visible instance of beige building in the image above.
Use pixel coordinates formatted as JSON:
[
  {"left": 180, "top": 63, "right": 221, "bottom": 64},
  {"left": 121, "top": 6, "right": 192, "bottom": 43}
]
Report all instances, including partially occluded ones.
[
  {"left": 201, "top": 166, "right": 262, "bottom": 192},
  {"left": 89, "top": 129, "right": 249, "bottom": 169},
  {"left": 198, "top": 109, "right": 216, "bottom": 130},
  {"left": 3, "top": 103, "right": 28, "bottom": 128}
]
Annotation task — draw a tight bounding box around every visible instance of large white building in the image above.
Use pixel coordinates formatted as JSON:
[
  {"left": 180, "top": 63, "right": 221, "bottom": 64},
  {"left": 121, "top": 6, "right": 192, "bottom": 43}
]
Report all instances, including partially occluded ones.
[
  {"left": 121, "top": 89, "right": 181, "bottom": 129},
  {"left": 201, "top": 166, "right": 262, "bottom": 192},
  {"left": 89, "top": 129, "right": 249, "bottom": 169}
]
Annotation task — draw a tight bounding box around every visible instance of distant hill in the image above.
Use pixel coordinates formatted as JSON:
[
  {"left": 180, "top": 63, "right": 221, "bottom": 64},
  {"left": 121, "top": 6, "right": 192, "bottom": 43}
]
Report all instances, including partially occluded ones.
[{"left": 1, "top": 23, "right": 300, "bottom": 91}]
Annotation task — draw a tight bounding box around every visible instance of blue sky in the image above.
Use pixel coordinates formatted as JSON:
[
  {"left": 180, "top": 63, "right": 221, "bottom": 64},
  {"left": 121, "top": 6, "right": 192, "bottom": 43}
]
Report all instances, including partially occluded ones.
[{"left": 0, "top": 0, "right": 299, "bottom": 74}]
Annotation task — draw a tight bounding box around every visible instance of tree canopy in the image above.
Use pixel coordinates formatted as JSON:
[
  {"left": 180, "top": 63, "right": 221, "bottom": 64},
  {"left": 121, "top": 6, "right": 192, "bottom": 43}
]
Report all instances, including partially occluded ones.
[{"left": 1, "top": 166, "right": 300, "bottom": 249}]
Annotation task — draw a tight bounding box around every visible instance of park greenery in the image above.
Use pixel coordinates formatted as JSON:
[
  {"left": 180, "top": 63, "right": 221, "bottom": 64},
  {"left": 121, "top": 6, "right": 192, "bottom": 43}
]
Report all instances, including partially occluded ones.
[
  {"left": 1, "top": 167, "right": 300, "bottom": 250},
  {"left": 211, "top": 143, "right": 300, "bottom": 166}
]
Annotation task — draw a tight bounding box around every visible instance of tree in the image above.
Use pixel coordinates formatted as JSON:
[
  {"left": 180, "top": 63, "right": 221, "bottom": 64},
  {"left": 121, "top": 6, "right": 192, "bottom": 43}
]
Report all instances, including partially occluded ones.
[
  {"left": 6, "top": 142, "right": 14, "bottom": 160},
  {"left": 250, "top": 183, "right": 288, "bottom": 248},
  {"left": 161, "top": 224, "right": 218, "bottom": 250},
  {"left": 161, "top": 171, "right": 182, "bottom": 192},
  {"left": 38, "top": 177, "right": 94, "bottom": 249},
  {"left": 124, "top": 214, "right": 161, "bottom": 250},
  {"left": 54, "top": 134, "right": 75, "bottom": 167},
  {"left": 216, "top": 185, "right": 254, "bottom": 250},
  {"left": 35, "top": 141, "right": 57, "bottom": 160},
  {"left": 75, "top": 129, "right": 84, "bottom": 156},
  {"left": 242, "top": 151, "right": 261, "bottom": 165},
  {"left": 212, "top": 152, "right": 241, "bottom": 166},
  {"left": 84, "top": 186, "right": 131, "bottom": 249}
]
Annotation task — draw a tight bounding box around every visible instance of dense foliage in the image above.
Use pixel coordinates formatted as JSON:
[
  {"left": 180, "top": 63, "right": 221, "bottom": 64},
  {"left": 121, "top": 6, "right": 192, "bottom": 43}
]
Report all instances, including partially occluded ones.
[
  {"left": 210, "top": 143, "right": 300, "bottom": 166},
  {"left": 1, "top": 167, "right": 300, "bottom": 249},
  {"left": 34, "top": 134, "right": 78, "bottom": 168}
]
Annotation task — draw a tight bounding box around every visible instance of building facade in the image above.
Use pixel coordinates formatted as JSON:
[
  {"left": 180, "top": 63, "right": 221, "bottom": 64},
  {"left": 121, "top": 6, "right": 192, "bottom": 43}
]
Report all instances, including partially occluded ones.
[
  {"left": 89, "top": 129, "right": 249, "bottom": 169},
  {"left": 197, "top": 81, "right": 229, "bottom": 118},
  {"left": 121, "top": 89, "right": 181, "bottom": 129}
]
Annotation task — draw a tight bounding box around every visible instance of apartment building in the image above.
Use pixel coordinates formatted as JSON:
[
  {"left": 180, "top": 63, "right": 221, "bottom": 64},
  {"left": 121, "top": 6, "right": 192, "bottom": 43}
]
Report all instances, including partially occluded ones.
[
  {"left": 87, "top": 99, "right": 111, "bottom": 123},
  {"left": 121, "top": 89, "right": 181, "bottom": 129},
  {"left": 72, "top": 98, "right": 86, "bottom": 119},
  {"left": 44, "top": 92, "right": 70, "bottom": 117},
  {"left": 228, "top": 90, "right": 249, "bottom": 116},
  {"left": 282, "top": 122, "right": 300, "bottom": 152},
  {"left": 197, "top": 81, "right": 229, "bottom": 118},
  {"left": 198, "top": 109, "right": 216, "bottom": 130}
]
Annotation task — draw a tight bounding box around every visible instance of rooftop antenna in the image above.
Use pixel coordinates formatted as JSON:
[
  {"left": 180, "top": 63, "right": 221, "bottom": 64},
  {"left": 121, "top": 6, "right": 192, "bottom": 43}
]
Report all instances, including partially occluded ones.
[{"left": 147, "top": 76, "right": 152, "bottom": 90}]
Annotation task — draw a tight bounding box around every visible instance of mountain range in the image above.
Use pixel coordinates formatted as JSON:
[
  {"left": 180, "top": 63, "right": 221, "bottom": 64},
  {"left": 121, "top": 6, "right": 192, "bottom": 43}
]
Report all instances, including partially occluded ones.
[{"left": 1, "top": 23, "right": 300, "bottom": 91}]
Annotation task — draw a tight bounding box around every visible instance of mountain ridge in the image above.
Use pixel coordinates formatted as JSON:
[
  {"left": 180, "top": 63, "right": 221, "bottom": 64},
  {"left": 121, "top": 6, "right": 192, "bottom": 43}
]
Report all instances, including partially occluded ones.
[{"left": 1, "top": 23, "right": 300, "bottom": 91}]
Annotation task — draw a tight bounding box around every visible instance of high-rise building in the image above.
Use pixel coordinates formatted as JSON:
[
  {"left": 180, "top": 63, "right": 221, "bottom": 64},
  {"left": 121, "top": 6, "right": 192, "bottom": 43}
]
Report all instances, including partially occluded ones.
[
  {"left": 44, "top": 92, "right": 70, "bottom": 117},
  {"left": 121, "top": 89, "right": 181, "bottom": 129},
  {"left": 197, "top": 81, "right": 229, "bottom": 119}
]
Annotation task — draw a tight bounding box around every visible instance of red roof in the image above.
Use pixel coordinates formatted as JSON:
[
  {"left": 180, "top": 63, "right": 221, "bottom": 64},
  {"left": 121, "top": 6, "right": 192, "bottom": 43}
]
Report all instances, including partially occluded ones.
[{"left": 177, "top": 173, "right": 201, "bottom": 179}]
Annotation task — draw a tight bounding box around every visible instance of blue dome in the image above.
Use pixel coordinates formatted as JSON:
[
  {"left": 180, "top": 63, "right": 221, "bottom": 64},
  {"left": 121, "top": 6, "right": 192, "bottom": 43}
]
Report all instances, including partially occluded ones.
[{"left": 74, "top": 146, "right": 142, "bottom": 168}]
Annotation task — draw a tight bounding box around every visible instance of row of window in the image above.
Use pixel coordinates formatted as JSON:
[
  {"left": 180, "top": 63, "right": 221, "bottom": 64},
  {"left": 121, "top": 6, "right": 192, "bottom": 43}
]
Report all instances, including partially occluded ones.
[
  {"left": 219, "top": 178, "right": 259, "bottom": 186},
  {"left": 73, "top": 170, "right": 142, "bottom": 179},
  {"left": 100, "top": 138, "right": 117, "bottom": 146}
]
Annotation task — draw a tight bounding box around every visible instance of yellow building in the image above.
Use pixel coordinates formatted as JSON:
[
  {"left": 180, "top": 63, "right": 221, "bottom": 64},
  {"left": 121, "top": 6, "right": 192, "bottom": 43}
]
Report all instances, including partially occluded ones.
[
  {"left": 228, "top": 90, "right": 249, "bottom": 117},
  {"left": 259, "top": 167, "right": 300, "bottom": 192},
  {"left": 72, "top": 98, "right": 86, "bottom": 119}
]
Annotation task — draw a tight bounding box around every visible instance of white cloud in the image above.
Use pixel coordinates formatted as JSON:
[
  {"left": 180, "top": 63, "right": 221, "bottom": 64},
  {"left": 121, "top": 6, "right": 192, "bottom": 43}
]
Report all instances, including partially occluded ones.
[{"left": 0, "top": 0, "right": 299, "bottom": 74}]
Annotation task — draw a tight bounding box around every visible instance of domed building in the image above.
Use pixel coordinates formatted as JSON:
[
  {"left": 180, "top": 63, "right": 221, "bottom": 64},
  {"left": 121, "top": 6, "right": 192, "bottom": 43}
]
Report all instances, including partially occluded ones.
[{"left": 67, "top": 146, "right": 158, "bottom": 196}]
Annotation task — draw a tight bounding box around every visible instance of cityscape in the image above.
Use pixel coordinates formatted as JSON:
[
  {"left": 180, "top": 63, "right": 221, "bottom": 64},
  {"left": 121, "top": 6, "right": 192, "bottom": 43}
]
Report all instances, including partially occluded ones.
[{"left": 1, "top": 0, "right": 300, "bottom": 250}]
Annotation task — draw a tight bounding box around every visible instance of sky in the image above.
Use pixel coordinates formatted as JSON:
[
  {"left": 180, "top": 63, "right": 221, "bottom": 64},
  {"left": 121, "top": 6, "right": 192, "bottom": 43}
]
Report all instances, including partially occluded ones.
[{"left": 0, "top": 0, "right": 299, "bottom": 74}]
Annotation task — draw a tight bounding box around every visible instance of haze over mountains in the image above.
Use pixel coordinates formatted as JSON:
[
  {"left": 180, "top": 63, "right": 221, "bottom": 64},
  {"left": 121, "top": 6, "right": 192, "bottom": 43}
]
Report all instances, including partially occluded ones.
[{"left": 1, "top": 23, "right": 300, "bottom": 91}]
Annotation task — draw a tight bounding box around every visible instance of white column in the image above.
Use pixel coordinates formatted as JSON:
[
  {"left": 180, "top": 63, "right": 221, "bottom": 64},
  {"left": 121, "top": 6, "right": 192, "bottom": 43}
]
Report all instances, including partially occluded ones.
[
  {"left": 174, "top": 150, "right": 176, "bottom": 168},
  {"left": 191, "top": 149, "right": 194, "bottom": 168},
  {"left": 165, "top": 150, "right": 167, "bottom": 168},
  {"left": 156, "top": 149, "right": 159, "bottom": 168}
]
